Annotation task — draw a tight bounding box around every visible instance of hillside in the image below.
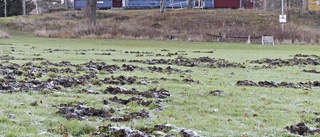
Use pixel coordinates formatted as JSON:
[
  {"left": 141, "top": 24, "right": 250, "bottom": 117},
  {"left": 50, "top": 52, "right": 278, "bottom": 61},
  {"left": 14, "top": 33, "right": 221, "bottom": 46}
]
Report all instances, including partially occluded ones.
[{"left": 6, "top": 9, "right": 320, "bottom": 44}]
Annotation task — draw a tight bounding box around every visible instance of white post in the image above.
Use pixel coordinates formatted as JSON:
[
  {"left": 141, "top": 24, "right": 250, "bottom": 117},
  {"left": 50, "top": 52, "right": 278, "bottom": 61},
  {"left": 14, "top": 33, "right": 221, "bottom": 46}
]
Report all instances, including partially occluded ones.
[
  {"left": 23, "top": 0, "right": 26, "bottom": 16},
  {"left": 246, "top": 35, "right": 251, "bottom": 44},
  {"left": 281, "top": 0, "right": 284, "bottom": 33},
  {"left": 4, "top": 0, "right": 7, "bottom": 17}
]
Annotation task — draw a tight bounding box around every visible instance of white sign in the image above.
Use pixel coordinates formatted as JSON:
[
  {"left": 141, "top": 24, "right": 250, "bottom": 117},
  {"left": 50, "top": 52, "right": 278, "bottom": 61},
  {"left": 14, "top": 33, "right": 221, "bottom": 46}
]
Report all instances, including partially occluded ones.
[
  {"left": 97, "top": 1, "right": 104, "bottom": 3},
  {"left": 279, "top": 15, "right": 287, "bottom": 23}
]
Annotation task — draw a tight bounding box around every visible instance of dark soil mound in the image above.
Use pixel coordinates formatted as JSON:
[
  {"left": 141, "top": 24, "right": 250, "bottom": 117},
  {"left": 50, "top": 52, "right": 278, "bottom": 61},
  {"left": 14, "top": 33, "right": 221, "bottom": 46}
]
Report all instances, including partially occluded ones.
[
  {"left": 55, "top": 102, "right": 149, "bottom": 121},
  {"left": 285, "top": 122, "right": 320, "bottom": 135},
  {"left": 128, "top": 56, "right": 245, "bottom": 68},
  {"left": 236, "top": 80, "right": 320, "bottom": 89},
  {"left": 104, "top": 86, "right": 170, "bottom": 99},
  {"left": 250, "top": 55, "right": 320, "bottom": 68}
]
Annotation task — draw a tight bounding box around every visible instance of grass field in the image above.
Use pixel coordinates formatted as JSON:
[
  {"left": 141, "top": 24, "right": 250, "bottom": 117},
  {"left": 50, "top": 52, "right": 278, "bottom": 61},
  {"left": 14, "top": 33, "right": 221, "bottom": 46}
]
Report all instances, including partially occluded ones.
[{"left": 1, "top": 17, "right": 320, "bottom": 136}]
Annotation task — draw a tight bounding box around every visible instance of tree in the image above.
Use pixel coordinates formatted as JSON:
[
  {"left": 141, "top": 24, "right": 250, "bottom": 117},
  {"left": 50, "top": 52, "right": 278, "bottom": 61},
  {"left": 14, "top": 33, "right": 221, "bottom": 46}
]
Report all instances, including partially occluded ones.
[
  {"left": 187, "top": 0, "right": 192, "bottom": 9},
  {"left": 286, "top": 0, "right": 290, "bottom": 22},
  {"left": 84, "top": 0, "right": 97, "bottom": 27},
  {"left": 91, "top": 0, "right": 97, "bottom": 26},
  {"left": 0, "top": 0, "right": 34, "bottom": 17},
  {"left": 22, "top": 0, "right": 26, "bottom": 16},
  {"left": 64, "top": 0, "right": 68, "bottom": 9},
  {"left": 160, "top": 0, "right": 165, "bottom": 13}
]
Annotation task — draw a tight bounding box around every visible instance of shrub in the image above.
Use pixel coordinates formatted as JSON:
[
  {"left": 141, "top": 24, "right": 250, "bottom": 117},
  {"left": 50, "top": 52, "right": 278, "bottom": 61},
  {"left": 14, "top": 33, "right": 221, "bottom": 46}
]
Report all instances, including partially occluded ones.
[
  {"left": 0, "top": 30, "right": 10, "bottom": 38},
  {"left": 8, "top": 10, "right": 320, "bottom": 44}
]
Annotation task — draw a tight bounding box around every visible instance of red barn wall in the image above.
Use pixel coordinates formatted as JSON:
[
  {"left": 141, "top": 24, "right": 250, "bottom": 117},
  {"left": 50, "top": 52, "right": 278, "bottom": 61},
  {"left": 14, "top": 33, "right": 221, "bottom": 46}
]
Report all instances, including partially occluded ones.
[
  {"left": 245, "top": 0, "right": 254, "bottom": 9},
  {"left": 214, "top": 0, "right": 241, "bottom": 8}
]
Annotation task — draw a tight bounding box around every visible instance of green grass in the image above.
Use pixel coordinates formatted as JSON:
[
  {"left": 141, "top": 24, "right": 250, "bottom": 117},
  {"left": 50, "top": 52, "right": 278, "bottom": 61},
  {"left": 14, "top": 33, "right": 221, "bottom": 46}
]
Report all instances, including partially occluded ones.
[{"left": 1, "top": 18, "right": 320, "bottom": 136}]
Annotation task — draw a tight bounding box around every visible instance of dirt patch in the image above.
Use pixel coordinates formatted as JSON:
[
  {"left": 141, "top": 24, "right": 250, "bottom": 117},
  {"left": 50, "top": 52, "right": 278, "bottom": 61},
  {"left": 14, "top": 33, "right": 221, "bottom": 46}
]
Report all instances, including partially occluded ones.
[
  {"left": 77, "top": 89, "right": 100, "bottom": 94},
  {"left": 192, "top": 51, "right": 214, "bottom": 53},
  {"left": 302, "top": 69, "right": 320, "bottom": 74},
  {"left": 285, "top": 122, "right": 320, "bottom": 135},
  {"left": 250, "top": 55, "right": 320, "bottom": 68},
  {"left": 147, "top": 66, "right": 192, "bottom": 73},
  {"left": 55, "top": 102, "right": 149, "bottom": 122},
  {"left": 94, "top": 52, "right": 111, "bottom": 55},
  {"left": 94, "top": 124, "right": 199, "bottom": 137},
  {"left": 109, "top": 96, "right": 153, "bottom": 106},
  {"left": 236, "top": 80, "right": 320, "bottom": 89},
  {"left": 209, "top": 90, "right": 224, "bottom": 96},
  {"left": 102, "top": 75, "right": 137, "bottom": 85},
  {"left": 104, "top": 86, "right": 170, "bottom": 99},
  {"left": 0, "top": 55, "right": 44, "bottom": 61},
  {"left": 128, "top": 56, "right": 245, "bottom": 68},
  {"left": 179, "top": 129, "right": 199, "bottom": 137},
  {"left": 0, "top": 60, "right": 185, "bottom": 93},
  {"left": 295, "top": 54, "right": 320, "bottom": 58}
]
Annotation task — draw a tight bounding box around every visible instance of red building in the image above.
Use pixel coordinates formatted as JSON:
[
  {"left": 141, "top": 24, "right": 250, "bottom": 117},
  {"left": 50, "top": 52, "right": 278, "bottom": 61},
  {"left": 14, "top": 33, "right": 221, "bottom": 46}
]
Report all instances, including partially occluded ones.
[{"left": 214, "top": 0, "right": 254, "bottom": 9}]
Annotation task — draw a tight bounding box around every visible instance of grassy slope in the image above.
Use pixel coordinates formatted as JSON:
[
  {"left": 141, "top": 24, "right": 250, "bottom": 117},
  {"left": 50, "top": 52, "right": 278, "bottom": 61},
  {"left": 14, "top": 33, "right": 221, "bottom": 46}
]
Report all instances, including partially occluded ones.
[
  {"left": 1, "top": 17, "right": 320, "bottom": 136},
  {"left": 7, "top": 9, "right": 320, "bottom": 43}
]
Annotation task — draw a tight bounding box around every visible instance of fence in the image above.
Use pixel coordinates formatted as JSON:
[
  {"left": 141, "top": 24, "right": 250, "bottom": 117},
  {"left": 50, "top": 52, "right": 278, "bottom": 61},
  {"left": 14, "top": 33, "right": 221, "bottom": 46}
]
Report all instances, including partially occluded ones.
[{"left": 205, "top": 33, "right": 264, "bottom": 43}]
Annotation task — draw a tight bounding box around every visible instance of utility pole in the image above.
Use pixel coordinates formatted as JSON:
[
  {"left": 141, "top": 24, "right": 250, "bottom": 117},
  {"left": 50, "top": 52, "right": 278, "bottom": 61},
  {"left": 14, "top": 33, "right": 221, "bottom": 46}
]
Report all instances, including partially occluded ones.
[
  {"left": 4, "top": 0, "right": 7, "bottom": 17},
  {"left": 22, "top": 0, "right": 26, "bottom": 16}
]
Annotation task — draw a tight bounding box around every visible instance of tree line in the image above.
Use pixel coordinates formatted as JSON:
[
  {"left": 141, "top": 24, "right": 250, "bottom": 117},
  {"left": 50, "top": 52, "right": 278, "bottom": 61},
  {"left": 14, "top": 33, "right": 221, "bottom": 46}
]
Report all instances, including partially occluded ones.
[
  {"left": 0, "top": 0, "right": 34, "bottom": 17},
  {"left": 0, "top": 0, "right": 71, "bottom": 17}
]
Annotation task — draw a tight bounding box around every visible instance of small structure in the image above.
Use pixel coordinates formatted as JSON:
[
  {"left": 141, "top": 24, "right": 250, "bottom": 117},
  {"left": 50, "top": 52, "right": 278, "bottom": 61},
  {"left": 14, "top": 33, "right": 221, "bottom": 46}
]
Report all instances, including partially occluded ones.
[
  {"left": 193, "top": 0, "right": 204, "bottom": 9},
  {"left": 214, "top": 0, "right": 254, "bottom": 9},
  {"left": 246, "top": 35, "right": 251, "bottom": 44},
  {"left": 261, "top": 36, "right": 275, "bottom": 45}
]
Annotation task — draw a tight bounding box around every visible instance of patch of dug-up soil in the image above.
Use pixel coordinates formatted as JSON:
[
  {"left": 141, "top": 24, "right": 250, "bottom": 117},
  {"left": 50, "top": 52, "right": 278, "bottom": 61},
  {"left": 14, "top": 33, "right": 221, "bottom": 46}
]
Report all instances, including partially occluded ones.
[
  {"left": 147, "top": 66, "right": 193, "bottom": 73},
  {"left": 108, "top": 96, "right": 153, "bottom": 106},
  {"left": 294, "top": 54, "right": 320, "bottom": 58},
  {"left": 127, "top": 56, "right": 245, "bottom": 68},
  {"left": 0, "top": 64, "right": 187, "bottom": 93},
  {"left": 285, "top": 122, "right": 320, "bottom": 136},
  {"left": 302, "top": 69, "right": 320, "bottom": 74},
  {"left": 56, "top": 87, "right": 170, "bottom": 121},
  {"left": 104, "top": 86, "right": 170, "bottom": 99},
  {"left": 94, "top": 123, "right": 200, "bottom": 137},
  {"left": 0, "top": 55, "right": 44, "bottom": 61},
  {"left": 55, "top": 102, "right": 149, "bottom": 122},
  {"left": 102, "top": 75, "right": 137, "bottom": 85},
  {"left": 250, "top": 54, "right": 320, "bottom": 68},
  {"left": 209, "top": 90, "right": 224, "bottom": 96},
  {"left": 236, "top": 80, "right": 320, "bottom": 89},
  {"left": 0, "top": 59, "right": 190, "bottom": 93}
]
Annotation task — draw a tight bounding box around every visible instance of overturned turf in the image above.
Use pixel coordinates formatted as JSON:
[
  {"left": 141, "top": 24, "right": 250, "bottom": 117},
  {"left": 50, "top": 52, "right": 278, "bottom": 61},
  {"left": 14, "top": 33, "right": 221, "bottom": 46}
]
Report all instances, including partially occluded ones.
[
  {"left": 250, "top": 54, "right": 320, "bottom": 68},
  {"left": 126, "top": 56, "right": 245, "bottom": 68},
  {"left": 285, "top": 122, "right": 320, "bottom": 136},
  {"left": 236, "top": 80, "right": 320, "bottom": 89},
  {"left": 94, "top": 123, "right": 199, "bottom": 137},
  {"left": 104, "top": 86, "right": 170, "bottom": 99},
  {"left": 55, "top": 102, "right": 149, "bottom": 122}
]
